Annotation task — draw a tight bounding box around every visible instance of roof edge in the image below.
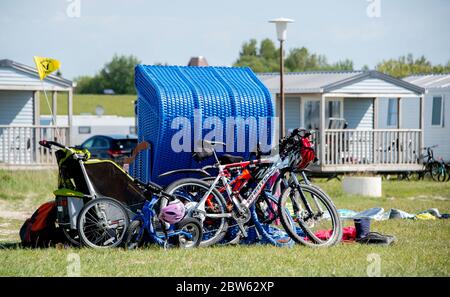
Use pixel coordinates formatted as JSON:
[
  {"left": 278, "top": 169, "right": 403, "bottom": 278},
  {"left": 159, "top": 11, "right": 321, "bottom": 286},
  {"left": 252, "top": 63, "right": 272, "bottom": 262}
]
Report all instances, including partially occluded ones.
[
  {"left": 323, "top": 70, "right": 425, "bottom": 94},
  {"left": 0, "top": 59, "right": 74, "bottom": 88}
]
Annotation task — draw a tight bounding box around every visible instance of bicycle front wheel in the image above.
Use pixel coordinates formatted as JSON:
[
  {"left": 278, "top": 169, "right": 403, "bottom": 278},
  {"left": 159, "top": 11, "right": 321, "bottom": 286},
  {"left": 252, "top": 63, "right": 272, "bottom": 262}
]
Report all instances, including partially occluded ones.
[
  {"left": 278, "top": 184, "right": 342, "bottom": 247},
  {"left": 165, "top": 178, "right": 228, "bottom": 247}
]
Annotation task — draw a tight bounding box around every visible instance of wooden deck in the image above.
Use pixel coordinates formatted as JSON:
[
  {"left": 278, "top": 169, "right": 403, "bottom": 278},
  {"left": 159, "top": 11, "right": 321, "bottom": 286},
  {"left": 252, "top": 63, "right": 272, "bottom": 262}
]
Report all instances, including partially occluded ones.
[
  {"left": 313, "top": 129, "right": 423, "bottom": 172},
  {"left": 0, "top": 125, "right": 69, "bottom": 166}
]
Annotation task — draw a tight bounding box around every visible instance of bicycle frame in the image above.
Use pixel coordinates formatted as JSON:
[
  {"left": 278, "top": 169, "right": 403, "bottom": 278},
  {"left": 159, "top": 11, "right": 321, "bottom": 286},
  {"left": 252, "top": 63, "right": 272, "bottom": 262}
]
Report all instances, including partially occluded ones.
[
  {"left": 192, "top": 154, "right": 287, "bottom": 220},
  {"left": 131, "top": 196, "right": 193, "bottom": 246}
]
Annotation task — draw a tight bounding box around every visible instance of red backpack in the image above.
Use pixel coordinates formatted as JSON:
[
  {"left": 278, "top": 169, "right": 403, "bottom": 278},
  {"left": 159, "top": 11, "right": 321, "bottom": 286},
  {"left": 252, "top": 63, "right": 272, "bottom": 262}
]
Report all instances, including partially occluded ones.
[{"left": 20, "top": 201, "right": 65, "bottom": 248}]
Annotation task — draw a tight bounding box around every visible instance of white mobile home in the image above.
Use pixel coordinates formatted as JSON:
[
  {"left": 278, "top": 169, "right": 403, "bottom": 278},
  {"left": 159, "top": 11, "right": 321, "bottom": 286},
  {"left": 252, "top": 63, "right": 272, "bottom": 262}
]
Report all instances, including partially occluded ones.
[
  {"left": 41, "top": 115, "right": 136, "bottom": 146},
  {"left": 403, "top": 74, "right": 450, "bottom": 161},
  {"left": 258, "top": 70, "right": 425, "bottom": 173},
  {"left": 0, "top": 59, "right": 73, "bottom": 167}
]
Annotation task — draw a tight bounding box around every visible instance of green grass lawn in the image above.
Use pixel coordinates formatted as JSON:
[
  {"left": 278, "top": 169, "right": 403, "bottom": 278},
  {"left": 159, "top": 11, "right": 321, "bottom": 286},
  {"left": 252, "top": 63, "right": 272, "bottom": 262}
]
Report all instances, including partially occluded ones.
[
  {"left": 0, "top": 169, "right": 449, "bottom": 276},
  {"left": 40, "top": 93, "right": 136, "bottom": 117}
]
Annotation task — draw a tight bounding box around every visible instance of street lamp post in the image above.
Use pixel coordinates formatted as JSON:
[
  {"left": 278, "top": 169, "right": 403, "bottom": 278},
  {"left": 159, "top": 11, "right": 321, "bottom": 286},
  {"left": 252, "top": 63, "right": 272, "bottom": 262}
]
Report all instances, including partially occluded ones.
[{"left": 269, "top": 17, "right": 294, "bottom": 138}]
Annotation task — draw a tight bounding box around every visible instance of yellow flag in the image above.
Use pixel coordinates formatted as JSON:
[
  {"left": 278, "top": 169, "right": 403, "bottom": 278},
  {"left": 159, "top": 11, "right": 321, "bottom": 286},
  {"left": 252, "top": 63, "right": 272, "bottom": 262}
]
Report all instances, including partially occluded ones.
[{"left": 33, "top": 56, "right": 61, "bottom": 80}]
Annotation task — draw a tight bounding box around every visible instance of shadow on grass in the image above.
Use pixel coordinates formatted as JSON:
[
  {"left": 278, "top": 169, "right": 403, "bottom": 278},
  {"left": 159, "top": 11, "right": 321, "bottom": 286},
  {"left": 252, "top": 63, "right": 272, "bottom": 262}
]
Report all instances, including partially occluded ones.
[{"left": 0, "top": 242, "right": 21, "bottom": 250}]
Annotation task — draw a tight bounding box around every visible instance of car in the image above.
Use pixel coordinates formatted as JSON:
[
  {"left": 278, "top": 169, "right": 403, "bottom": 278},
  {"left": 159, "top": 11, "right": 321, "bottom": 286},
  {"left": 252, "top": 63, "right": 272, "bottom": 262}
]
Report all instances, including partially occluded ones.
[{"left": 78, "top": 134, "right": 138, "bottom": 165}]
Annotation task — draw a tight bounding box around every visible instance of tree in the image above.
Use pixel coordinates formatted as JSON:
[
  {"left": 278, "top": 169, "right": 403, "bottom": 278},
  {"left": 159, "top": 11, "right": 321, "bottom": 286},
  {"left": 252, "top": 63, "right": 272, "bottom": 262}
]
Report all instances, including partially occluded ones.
[
  {"left": 75, "top": 54, "right": 141, "bottom": 94},
  {"left": 329, "top": 59, "right": 354, "bottom": 71},
  {"left": 259, "top": 38, "right": 278, "bottom": 61},
  {"left": 74, "top": 75, "right": 104, "bottom": 94},
  {"left": 233, "top": 38, "right": 354, "bottom": 73},
  {"left": 240, "top": 39, "right": 258, "bottom": 57},
  {"left": 376, "top": 54, "right": 450, "bottom": 78},
  {"left": 234, "top": 39, "right": 280, "bottom": 72},
  {"left": 99, "top": 55, "right": 140, "bottom": 94}
]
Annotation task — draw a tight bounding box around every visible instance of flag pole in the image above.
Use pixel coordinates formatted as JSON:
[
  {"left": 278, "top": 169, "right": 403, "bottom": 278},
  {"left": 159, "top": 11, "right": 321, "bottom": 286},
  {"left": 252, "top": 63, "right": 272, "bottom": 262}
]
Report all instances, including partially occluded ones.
[
  {"left": 34, "top": 56, "right": 62, "bottom": 142},
  {"left": 40, "top": 81, "right": 62, "bottom": 141}
]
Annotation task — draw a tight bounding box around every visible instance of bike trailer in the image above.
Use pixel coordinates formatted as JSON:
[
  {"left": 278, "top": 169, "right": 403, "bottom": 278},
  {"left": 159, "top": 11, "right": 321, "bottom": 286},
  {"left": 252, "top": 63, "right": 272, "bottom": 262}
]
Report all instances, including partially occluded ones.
[{"left": 54, "top": 189, "right": 85, "bottom": 229}]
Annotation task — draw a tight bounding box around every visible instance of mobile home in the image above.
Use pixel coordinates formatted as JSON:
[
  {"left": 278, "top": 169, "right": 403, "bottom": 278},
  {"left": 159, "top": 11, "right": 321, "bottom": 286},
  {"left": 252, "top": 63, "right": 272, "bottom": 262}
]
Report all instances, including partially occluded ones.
[
  {"left": 403, "top": 74, "right": 450, "bottom": 161},
  {"left": 41, "top": 115, "right": 136, "bottom": 146},
  {"left": 258, "top": 70, "right": 425, "bottom": 173},
  {"left": 0, "top": 59, "right": 73, "bottom": 167}
]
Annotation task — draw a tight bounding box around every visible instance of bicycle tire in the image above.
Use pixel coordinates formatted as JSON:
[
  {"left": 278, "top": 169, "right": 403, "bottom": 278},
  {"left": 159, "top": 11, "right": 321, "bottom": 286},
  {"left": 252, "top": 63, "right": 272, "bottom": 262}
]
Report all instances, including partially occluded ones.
[
  {"left": 165, "top": 178, "right": 228, "bottom": 247},
  {"left": 62, "top": 227, "right": 80, "bottom": 246},
  {"left": 174, "top": 217, "right": 203, "bottom": 248},
  {"left": 125, "top": 219, "right": 144, "bottom": 250},
  {"left": 278, "top": 184, "right": 342, "bottom": 247}
]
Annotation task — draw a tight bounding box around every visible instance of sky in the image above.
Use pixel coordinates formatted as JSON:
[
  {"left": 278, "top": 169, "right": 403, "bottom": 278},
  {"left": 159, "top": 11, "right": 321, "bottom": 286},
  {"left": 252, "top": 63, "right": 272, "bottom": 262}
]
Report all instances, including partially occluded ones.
[{"left": 0, "top": 0, "right": 449, "bottom": 80}]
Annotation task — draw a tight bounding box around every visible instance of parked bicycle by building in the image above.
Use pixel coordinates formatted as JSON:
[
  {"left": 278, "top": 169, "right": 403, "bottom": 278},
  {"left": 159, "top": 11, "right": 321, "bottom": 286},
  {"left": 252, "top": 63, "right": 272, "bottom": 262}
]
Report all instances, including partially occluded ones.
[{"left": 161, "top": 129, "right": 342, "bottom": 247}]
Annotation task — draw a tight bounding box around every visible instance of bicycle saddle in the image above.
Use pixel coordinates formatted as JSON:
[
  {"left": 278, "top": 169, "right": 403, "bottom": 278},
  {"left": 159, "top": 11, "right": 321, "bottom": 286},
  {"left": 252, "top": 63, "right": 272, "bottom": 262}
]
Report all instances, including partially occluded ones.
[{"left": 219, "top": 154, "right": 244, "bottom": 164}]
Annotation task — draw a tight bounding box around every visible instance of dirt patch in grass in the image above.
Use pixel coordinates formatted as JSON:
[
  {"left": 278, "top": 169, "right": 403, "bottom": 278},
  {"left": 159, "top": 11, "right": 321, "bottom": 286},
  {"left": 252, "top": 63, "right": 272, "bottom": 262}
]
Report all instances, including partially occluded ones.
[{"left": 0, "top": 199, "right": 34, "bottom": 220}]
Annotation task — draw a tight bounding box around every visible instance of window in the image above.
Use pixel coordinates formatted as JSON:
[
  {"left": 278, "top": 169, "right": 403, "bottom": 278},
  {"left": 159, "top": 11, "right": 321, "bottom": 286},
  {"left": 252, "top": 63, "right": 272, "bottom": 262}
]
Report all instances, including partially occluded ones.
[
  {"left": 387, "top": 98, "right": 398, "bottom": 127},
  {"left": 431, "top": 96, "right": 443, "bottom": 126},
  {"left": 92, "top": 137, "right": 109, "bottom": 149},
  {"left": 113, "top": 139, "right": 137, "bottom": 151},
  {"left": 304, "top": 100, "right": 320, "bottom": 130},
  {"left": 326, "top": 100, "right": 342, "bottom": 118},
  {"left": 82, "top": 138, "right": 94, "bottom": 149},
  {"left": 78, "top": 126, "right": 91, "bottom": 134}
]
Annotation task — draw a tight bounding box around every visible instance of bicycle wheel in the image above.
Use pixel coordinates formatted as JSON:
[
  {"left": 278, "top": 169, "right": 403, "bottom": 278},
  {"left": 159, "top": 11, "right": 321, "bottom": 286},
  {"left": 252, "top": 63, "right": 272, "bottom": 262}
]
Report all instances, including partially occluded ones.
[
  {"left": 62, "top": 227, "right": 80, "bottom": 246},
  {"left": 165, "top": 178, "right": 228, "bottom": 247},
  {"left": 77, "top": 197, "right": 130, "bottom": 248},
  {"left": 125, "top": 220, "right": 144, "bottom": 250},
  {"left": 174, "top": 217, "right": 203, "bottom": 249},
  {"left": 430, "top": 162, "right": 447, "bottom": 182},
  {"left": 446, "top": 164, "right": 450, "bottom": 182},
  {"left": 251, "top": 193, "right": 294, "bottom": 247},
  {"left": 278, "top": 184, "right": 342, "bottom": 247}
]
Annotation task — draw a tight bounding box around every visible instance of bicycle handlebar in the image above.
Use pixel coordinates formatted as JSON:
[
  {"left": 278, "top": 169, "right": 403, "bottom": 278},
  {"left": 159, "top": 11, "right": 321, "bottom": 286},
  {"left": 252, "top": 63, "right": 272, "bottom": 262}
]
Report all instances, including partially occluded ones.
[{"left": 39, "top": 140, "right": 66, "bottom": 149}]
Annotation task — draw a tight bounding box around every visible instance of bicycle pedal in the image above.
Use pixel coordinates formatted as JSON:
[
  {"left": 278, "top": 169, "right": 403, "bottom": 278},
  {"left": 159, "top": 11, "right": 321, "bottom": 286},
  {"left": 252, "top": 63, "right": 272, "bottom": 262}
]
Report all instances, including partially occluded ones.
[{"left": 238, "top": 224, "right": 248, "bottom": 237}]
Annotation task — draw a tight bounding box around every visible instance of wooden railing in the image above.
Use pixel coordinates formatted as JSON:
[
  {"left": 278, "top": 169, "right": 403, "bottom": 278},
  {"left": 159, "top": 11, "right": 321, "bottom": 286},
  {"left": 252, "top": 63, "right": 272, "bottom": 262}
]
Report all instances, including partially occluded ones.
[
  {"left": 321, "top": 129, "right": 422, "bottom": 167},
  {"left": 0, "top": 125, "right": 69, "bottom": 165}
]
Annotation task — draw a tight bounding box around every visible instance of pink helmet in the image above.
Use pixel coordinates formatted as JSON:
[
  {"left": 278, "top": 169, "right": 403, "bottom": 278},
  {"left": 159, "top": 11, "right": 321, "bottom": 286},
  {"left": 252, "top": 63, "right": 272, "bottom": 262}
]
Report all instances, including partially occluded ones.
[{"left": 159, "top": 200, "right": 186, "bottom": 224}]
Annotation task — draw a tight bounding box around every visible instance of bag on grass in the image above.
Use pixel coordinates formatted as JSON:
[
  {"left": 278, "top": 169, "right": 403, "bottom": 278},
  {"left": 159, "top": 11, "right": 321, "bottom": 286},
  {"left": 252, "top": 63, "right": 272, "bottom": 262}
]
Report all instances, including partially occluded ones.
[{"left": 19, "top": 201, "right": 65, "bottom": 248}]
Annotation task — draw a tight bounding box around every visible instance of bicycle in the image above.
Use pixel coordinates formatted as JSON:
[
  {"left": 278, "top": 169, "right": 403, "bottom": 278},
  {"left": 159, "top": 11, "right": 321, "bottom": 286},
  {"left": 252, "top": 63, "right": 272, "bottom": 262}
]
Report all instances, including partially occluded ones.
[
  {"left": 163, "top": 129, "right": 342, "bottom": 247},
  {"left": 415, "top": 146, "right": 448, "bottom": 182},
  {"left": 40, "top": 140, "right": 202, "bottom": 249},
  {"left": 124, "top": 179, "right": 202, "bottom": 249},
  {"left": 163, "top": 141, "right": 293, "bottom": 247},
  {"left": 275, "top": 129, "right": 342, "bottom": 247}
]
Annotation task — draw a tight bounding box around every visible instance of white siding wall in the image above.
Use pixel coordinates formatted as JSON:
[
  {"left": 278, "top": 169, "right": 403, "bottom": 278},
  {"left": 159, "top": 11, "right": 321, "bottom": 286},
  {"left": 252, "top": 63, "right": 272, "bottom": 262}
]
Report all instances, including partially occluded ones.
[
  {"left": 330, "top": 78, "right": 417, "bottom": 95},
  {"left": 423, "top": 89, "right": 450, "bottom": 161},
  {"left": 0, "top": 67, "right": 64, "bottom": 89},
  {"left": 285, "top": 95, "right": 301, "bottom": 132},
  {"left": 0, "top": 90, "right": 34, "bottom": 163},
  {"left": 343, "top": 98, "right": 373, "bottom": 129},
  {"left": 378, "top": 97, "right": 420, "bottom": 129},
  {"left": 401, "top": 97, "right": 420, "bottom": 129},
  {"left": 0, "top": 90, "right": 34, "bottom": 125}
]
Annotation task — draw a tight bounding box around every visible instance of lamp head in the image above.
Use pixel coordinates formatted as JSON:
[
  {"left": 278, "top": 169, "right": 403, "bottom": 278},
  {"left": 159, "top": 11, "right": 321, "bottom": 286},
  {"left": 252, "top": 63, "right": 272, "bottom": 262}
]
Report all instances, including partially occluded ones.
[{"left": 269, "top": 17, "right": 294, "bottom": 41}]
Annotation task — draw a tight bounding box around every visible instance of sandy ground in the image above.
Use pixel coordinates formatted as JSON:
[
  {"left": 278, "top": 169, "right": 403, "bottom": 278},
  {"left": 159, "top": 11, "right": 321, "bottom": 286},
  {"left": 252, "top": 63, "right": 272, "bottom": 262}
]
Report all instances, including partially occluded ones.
[{"left": 0, "top": 200, "right": 30, "bottom": 221}]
